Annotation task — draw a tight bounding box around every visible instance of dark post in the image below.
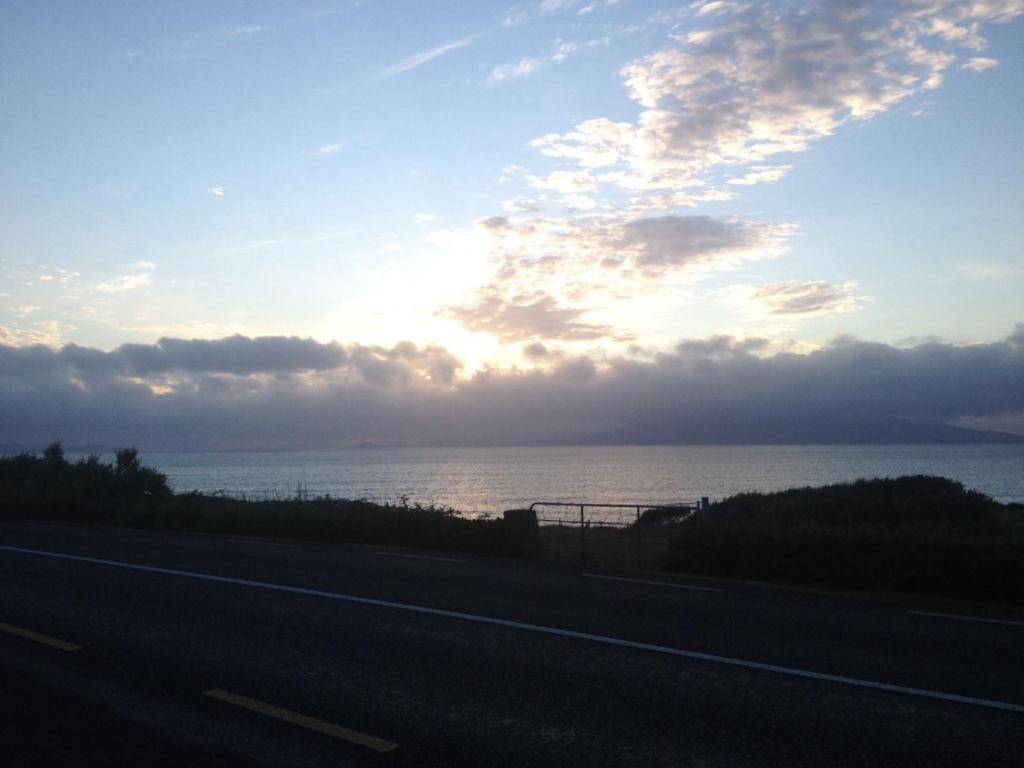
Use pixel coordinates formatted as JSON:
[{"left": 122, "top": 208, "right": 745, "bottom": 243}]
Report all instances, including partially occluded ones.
[
  {"left": 580, "top": 504, "right": 586, "bottom": 567},
  {"left": 635, "top": 506, "right": 642, "bottom": 570},
  {"left": 503, "top": 508, "right": 539, "bottom": 557}
]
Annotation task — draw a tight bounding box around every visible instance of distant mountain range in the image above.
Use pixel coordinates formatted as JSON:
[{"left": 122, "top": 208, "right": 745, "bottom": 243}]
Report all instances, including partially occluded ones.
[{"left": 3, "top": 418, "right": 1021, "bottom": 455}]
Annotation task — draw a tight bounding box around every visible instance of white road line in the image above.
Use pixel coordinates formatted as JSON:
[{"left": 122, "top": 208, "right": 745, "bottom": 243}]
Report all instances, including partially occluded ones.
[
  {"left": 226, "top": 539, "right": 294, "bottom": 548},
  {"left": 583, "top": 573, "right": 722, "bottom": 592},
  {"left": 2, "top": 543, "right": 1022, "bottom": 715},
  {"left": 203, "top": 688, "right": 398, "bottom": 753},
  {"left": 374, "top": 551, "right": 464, "bottom": 563},
  {"left": 908, "top": 610, "right": 1024, "bottom": 628},
  {"left": 0, "top": 621, "right": 81, "bottom": 651}
]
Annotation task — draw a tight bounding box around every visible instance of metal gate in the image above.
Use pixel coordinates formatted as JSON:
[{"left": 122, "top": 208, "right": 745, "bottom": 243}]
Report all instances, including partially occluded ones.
[{"left": 529, "top": 499, "right": 708, "bottom": 571}]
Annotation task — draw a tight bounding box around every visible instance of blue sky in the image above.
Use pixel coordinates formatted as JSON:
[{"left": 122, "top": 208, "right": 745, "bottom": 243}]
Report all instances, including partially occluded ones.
[{"left": 1, "top": 1, "right": 1024, "bottom": 447}]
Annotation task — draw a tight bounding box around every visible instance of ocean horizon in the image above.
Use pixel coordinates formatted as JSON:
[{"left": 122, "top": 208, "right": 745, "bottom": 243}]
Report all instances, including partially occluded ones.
[{"left": 68, "top": 444, "right": 1024, "bottom": 512}]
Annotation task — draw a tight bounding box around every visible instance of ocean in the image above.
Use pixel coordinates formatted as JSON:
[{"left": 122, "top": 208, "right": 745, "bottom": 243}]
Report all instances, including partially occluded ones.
[{"left": 114, "top": 444, "right": 1024, "bottom": 513}]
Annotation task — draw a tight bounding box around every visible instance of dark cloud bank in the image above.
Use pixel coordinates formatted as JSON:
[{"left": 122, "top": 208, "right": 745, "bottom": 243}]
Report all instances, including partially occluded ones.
[{"left": 2, "top": 327, "right": 1023, "bottom": 451}]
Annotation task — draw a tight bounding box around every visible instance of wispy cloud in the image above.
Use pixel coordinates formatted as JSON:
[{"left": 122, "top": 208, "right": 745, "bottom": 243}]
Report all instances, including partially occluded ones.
[
  {"left": 414, "top": 213, "right": 436, "bottom": 224},
  {"left": 119, "top": 23, "right": 270, "bottom": 62},
  {"left": 486, "top": 57, "right": 543, "bottom": 85},
  {"left": 963, "top": 57, "right": 999, "bottom": 72},
  {"left": 317, "top": 141, "right": 346, "bottom": 156},
  {"left": 726, "top": 165, "right": 792, "bottom": 187},
  {"left": 375, "top": 36, "right": 475, "bottom": 80},
  {"left": 207, "top": 186, "right": 225, "bottom": 197},
  {"left": 486, "top": 37, "right": 608, "bottom": 86},
  {"left": 961, "top": 260, "right": 1020, "bottom": 279},
  {"left": 96, "top": 273, "right": 154, "bottom": 293}
]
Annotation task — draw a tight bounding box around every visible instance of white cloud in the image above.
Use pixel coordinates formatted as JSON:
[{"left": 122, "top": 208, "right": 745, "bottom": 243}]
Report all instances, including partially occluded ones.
[
  {"left": 525, "top": 170, "right": 599, "bottom": 194},
  {"left": 962, "top": 56, "right": 999, "bottom": 71},
  {"left": 726, "top": 165, "right": 792, "bottom": 187},
  {"left": 221, "top": 25, "right": 265, "bottom": 38},
  {"left": 317, "top": 142, "right": 346, "bottom": 155},
  {"left": 375, "top": 36, "right": 475, "bottom": 79},
  {"left": 96, "top": 273, "right": 154, "bottom": 293},
  {"left": 532, "top": 118, "right": 634, "bottom": 168},
  {"left": 961, "top": 260, "right": 1021, "bottom": 279},
  {"left": 130, "top": 260, "right": 156, "bottom": 272},
  {"left": 414, "top": 213, "right": 437, "bottom": 224},
  {"left": 502, "top": 197, "right": 541, "bottom": 213},
  {"left": 487, "top": 57, "right": 543, "bottom": 85},
  {"left": 207, "top": 186, "right": 225, "bottom": 197},
  {"left": 0, "top": 320, "right": 74, "bottom": 348},
  {"left": 486, "top": 36, "right": 609, "bottom": 86},
  {"left": 528, "top": 1, "right": 1023, "bottom": 204}
]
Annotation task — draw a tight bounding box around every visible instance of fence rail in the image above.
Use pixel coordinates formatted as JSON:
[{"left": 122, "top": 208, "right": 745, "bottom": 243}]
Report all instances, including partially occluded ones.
[{"left": 528, "top": 499, "right": 709, "bottom": 570}]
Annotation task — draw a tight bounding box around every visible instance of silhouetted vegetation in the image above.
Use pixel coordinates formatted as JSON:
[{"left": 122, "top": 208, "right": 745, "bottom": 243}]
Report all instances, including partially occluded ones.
[
  {"left": 0, "top": 442, "right": 173, "bottom": 523},
  {"left": 4, "top": 447, "right": 1022, "bottom": 602},
  {"left": 0, "top": 443, "right": 514, "bottom": 556},
  {"left": 664, "top": 476, "right": 1024, "bottom": 603}
]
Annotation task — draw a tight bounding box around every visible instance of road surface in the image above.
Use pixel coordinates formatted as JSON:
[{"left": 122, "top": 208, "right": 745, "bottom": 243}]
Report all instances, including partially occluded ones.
[{"left": 0, "top": 520, "right": 1022, "bottom": 766}]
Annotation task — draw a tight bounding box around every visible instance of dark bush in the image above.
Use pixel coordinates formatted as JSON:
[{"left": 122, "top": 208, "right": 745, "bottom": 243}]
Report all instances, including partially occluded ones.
[
  {"left": 664, "top": 476, "right": 1024, "bottom": 603},
  {"left": 0, "top": 442, "right": 514, "bottom": 558}
]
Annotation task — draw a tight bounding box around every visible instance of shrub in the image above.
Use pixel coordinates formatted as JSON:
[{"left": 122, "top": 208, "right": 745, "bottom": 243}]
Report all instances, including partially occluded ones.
[{"left": 664, "top": 476, "right": 1024, "bottom": 603}]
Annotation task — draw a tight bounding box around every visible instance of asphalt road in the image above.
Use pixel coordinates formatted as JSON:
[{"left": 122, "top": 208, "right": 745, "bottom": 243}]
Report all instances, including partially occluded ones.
[{"left": 0, "top": 520, "right": 1022, "bottom": 767}]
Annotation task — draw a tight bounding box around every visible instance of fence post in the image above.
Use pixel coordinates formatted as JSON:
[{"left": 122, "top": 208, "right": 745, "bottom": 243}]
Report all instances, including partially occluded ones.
[
  {"left": 502, "top": 508, "right": 539, "bottom": 557},
  {"left": 635, "top": 506, "right": 642, "bottom": 570},
  {"left": 580, "top": 504, "right": 586, "bottom": 567}
]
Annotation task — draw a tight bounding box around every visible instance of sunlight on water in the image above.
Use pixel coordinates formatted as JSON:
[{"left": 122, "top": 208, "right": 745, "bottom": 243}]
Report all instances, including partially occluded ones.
[{"left": 119, "top": 445, "right": 1024, "bottom": 512}]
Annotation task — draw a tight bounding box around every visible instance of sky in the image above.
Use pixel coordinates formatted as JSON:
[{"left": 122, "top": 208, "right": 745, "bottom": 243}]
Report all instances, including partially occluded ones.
[{"left": 1, "top": 0, "right": 1023, "bottom": 448}]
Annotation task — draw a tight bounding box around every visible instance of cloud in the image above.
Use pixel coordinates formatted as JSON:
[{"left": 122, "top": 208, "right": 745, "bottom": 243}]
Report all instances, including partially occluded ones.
[
  {"left": 531, "top": 1, "right": 1022, "bottom": 203},
  {"left": 317, "top": 142, "right": 345, "bottom": 155},
  {"left": 963, "top": 56, "right": 999, "bottom": 71},
  {"left": 615, "top": 216, "right": 788, "bottom": 271},
  {"left": 207, "top": 187, "right": 225, "bottom": 197},
  {"left": 719, "top": 280, "right": 863, "bottom": 322},
  {"left": 0, "top": 321, "right": 73, "bottom": 348},
  {"left": 960, "top": 260, "right": 1021, "bottom": 279},
  {"left": 2, "top": 327, "right": 1022, "bottom": 449},
  {"left": 524, "top": 170, "right": 598, "bottom": 194},
  {"left": 375, "top": 36, "right": 475, "bottom": 79},
  {"left": 446, "top": 292, "right": 620, "bottom": 342},
  {"left": 487, "top": 57, "right": 543, "bottom": 85},
  {"left": 129, "top": 260, "right": 156, "bottom": 272},
  {"left": 218, "top": 25, "right": 265, "bottom": 38},
  {"left": 502, "top": 197, "right": 540, "bottom": 213},
  {"left": 486, "top": 37, "right": 609, "bottom": 86},
  {"left": 414, "top": 213, "right": 437, "bottom": 224},
  {"left": 750, "top": 280, "right": 861, "bottom": 316},
  {"left": 726, "top": 165, "right": 792, "bottom": 187},
  {"left": 436, "top": 213, "right": 790, "bottom": 342},
  {"left": 95, "top": 273, "right": 154, "bottom": 293},
  {"left": 532, "top": 118, "right": 634, "bottom": 168},
  {"left": 114, "top": 335, "right": 349, "bottom": 376}
]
